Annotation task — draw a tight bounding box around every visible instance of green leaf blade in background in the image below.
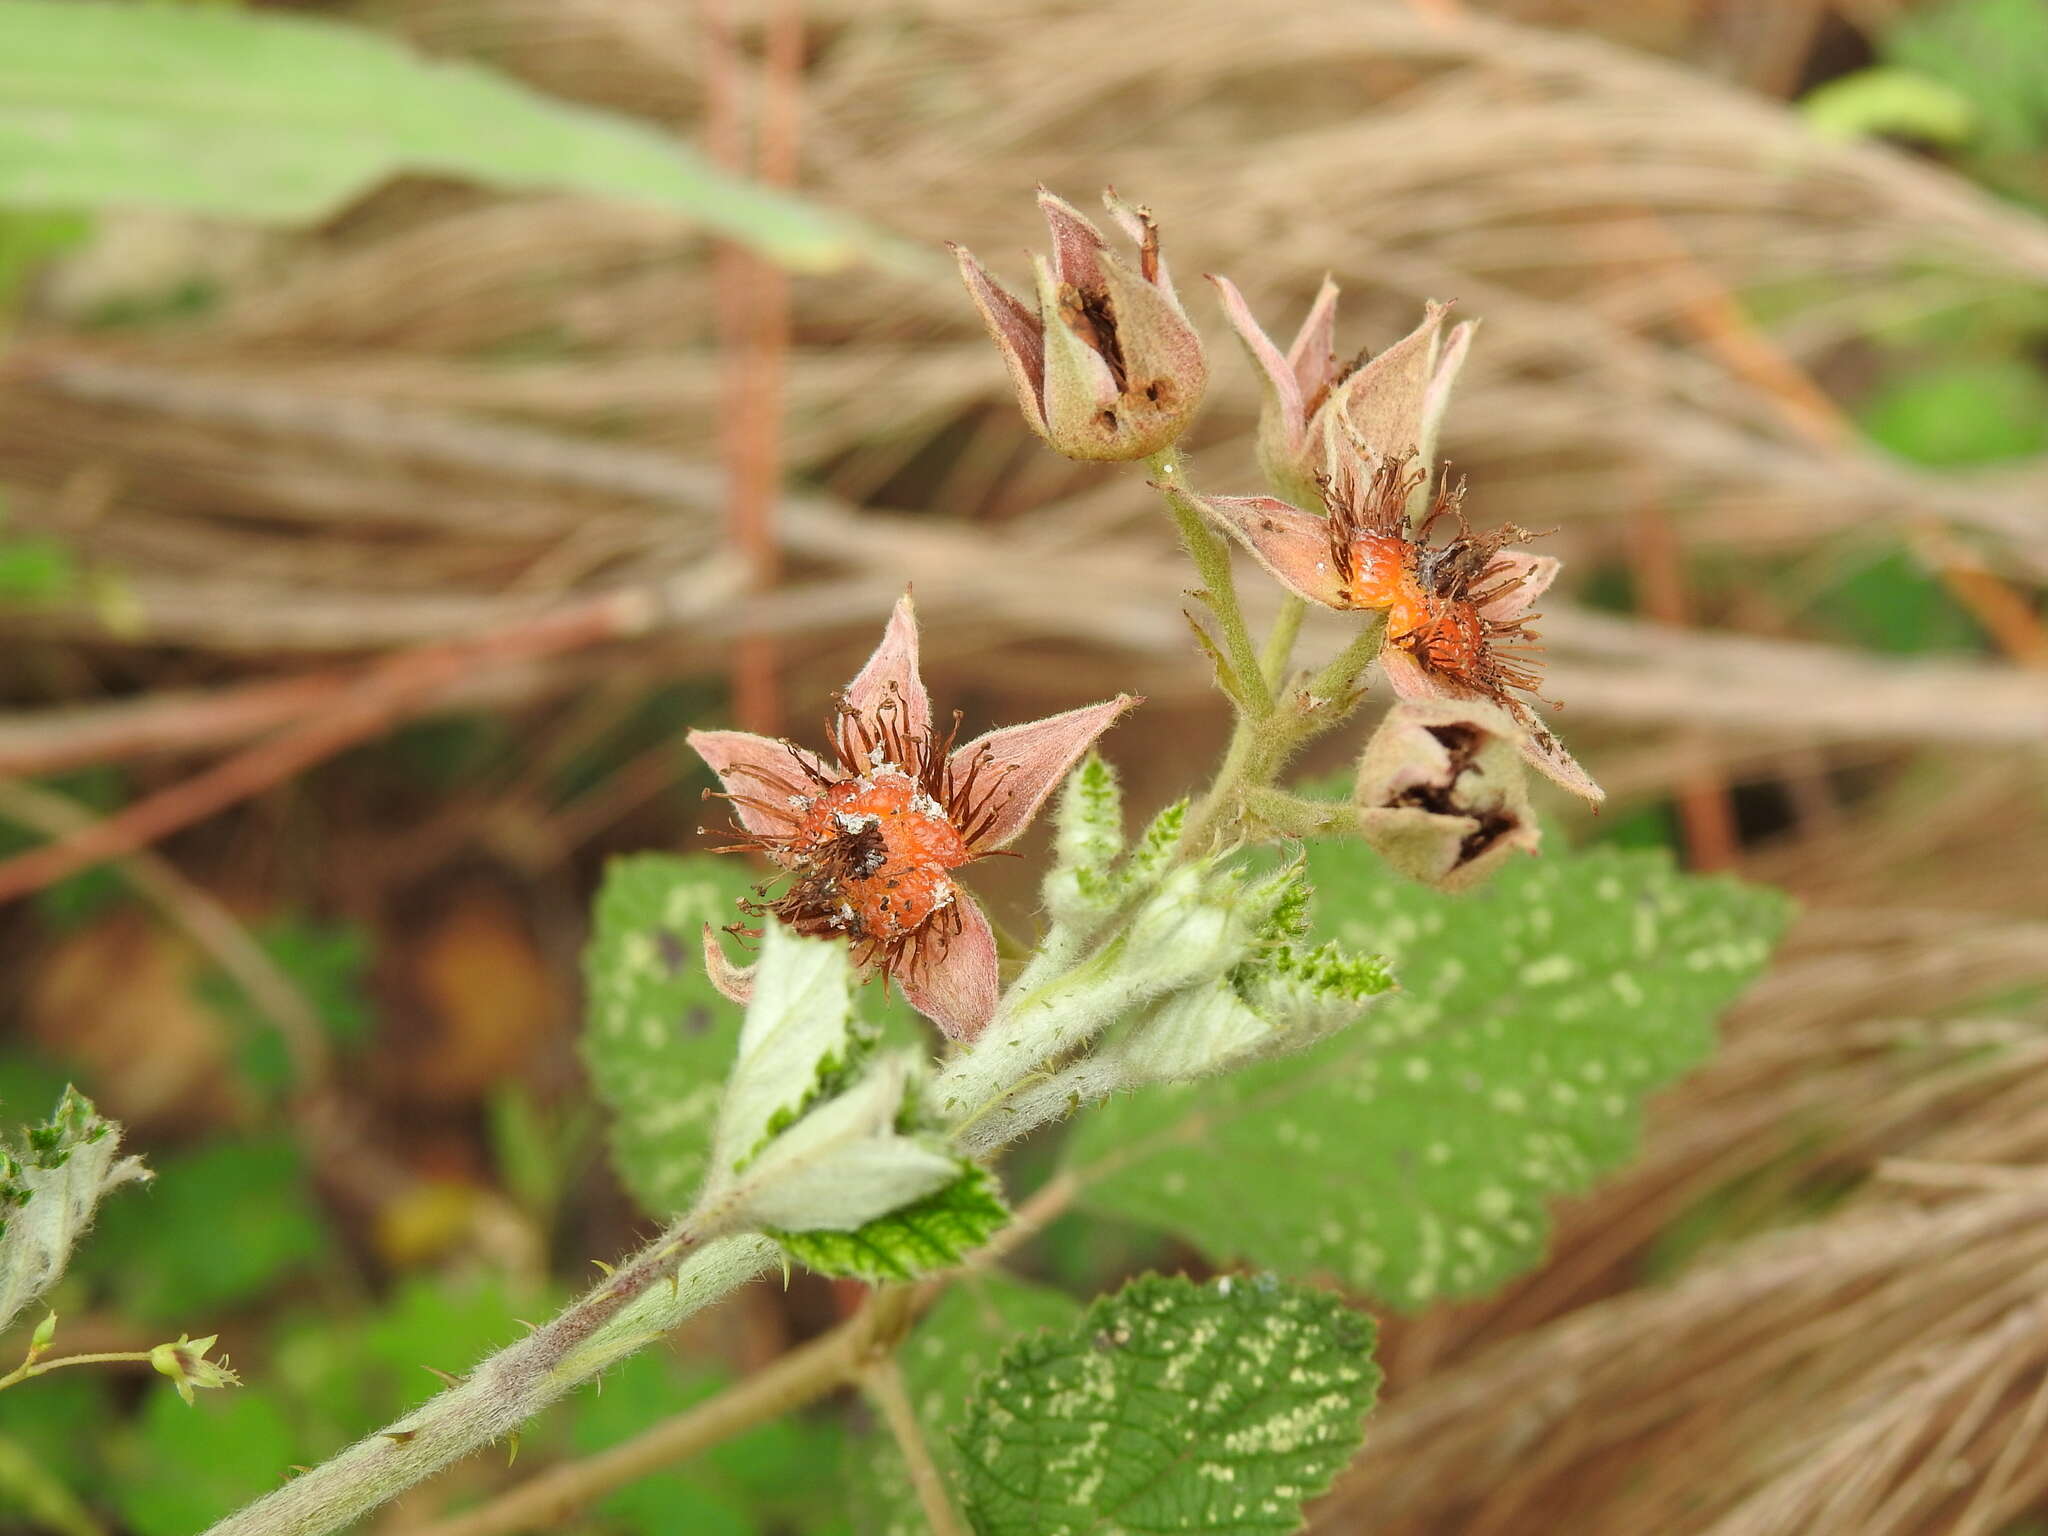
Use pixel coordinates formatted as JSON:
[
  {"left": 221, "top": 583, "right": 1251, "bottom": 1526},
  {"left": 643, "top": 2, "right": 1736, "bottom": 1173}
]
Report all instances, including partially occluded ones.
[
  {"left": 1070, "top": 845, "right": 1791, "bottom": 1308},
  {"left": 0, "top": 0, "right": 915, "bottom": 272},
  {"left": 581, "top": 853, "right": 755, "bottom": 1219},
  {"left": 955, "top": 1273, "right": 1379, "bottom": 1536}
]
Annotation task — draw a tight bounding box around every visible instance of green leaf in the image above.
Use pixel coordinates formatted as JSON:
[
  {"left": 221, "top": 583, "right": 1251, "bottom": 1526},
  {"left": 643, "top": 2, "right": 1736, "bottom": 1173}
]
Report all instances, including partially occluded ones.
[
  {"left": 581, "top": 853, "right": 755, "bottom": 1218},
  {"left": 0, "top": 1087, "right": 148, "bottom": 1333},
  {"left": 713, "top": 922, "right": 868, "bottom": 1175},
  {"left": 851, "top": 1273, "right": 1081, "bottom": 1536},
  {"left": 0, "top": 0, "right": 911, "bottom": 272},
  {"left": 79, "top": 1134, "right": 323, "bottom": 1324},
  {"left": 956, "top": 1273, "right": 1379, "bottom": 1536},
  {"left": 775, "top": 1164, "right": 1008, "bottom": 1282},
  {"left": 1070, "top": 845, "right": 1790, "bottom": 1307},
  {"left": 1800, "top": 66, "right": 1977, "bottom": 145}
]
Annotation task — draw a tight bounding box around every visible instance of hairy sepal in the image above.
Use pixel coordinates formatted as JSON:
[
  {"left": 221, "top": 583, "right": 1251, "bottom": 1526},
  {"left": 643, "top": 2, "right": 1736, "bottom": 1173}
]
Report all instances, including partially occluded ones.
[
  {"left": 699, "top": 1052, "right": 959, "bottom": 1235},
  {"left": 933, "top": 847, "right": 1285, "bottom": 1125},
  {"left": 709, "top": 923, "right": 874, "bottom": 1176}
]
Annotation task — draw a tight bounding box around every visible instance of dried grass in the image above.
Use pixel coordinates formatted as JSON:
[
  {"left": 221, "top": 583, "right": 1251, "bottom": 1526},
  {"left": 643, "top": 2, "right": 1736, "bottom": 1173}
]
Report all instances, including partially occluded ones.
[{"left": 3, "top": 4, "right": 2047, "bottom": 1529}]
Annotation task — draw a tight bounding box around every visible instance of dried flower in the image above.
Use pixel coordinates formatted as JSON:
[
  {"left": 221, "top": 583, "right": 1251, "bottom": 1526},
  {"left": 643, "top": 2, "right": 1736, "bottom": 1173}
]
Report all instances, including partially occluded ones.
[
  {"left": 1197, "top": 449, "right": 1602, "bottom": 802},
  {"left": 953, "top": 188, "right": 1206, "bottom": 461},
  {"left": 1210, "top": 279, "right": 1474, "bottom": 507},
  {"left": 690, "top": 595, "right": 1137, "bottom": 1040},
  {"left": 1354, "top": 698, "right": 1541, "bottom": 892}
]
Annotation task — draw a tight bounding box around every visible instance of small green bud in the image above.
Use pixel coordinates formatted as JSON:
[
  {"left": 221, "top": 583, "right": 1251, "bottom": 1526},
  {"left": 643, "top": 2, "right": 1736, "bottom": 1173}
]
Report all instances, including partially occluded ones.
[
  {"left": 150, "top": 1333, "right": 241, "bottom": 1406},
  {"left": 28, "top": 1310, "right": 55, "bottom": 1356},
  {"left": 1354, "top": 699, "right": 1539, "bottom": 892}
]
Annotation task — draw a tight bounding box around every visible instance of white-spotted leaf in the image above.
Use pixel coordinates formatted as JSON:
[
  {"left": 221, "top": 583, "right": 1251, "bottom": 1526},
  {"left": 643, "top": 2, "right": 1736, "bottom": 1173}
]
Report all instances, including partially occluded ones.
[
  {"left": 580, "top": 854, "right": 754, "bottom": 1218},
  {"left": 956, "top": 1273, "right": 1379, "bottom": 1536},
  {"left": 1070, "top": 845, "right": 1790, "bottom": 1307}
]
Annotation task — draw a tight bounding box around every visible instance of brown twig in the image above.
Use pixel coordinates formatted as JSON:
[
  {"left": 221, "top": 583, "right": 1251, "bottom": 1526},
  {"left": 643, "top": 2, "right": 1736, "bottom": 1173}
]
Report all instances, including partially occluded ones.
[
  {"left": 0, "top": 592, "right": 656, "bottom": 906},
  {"left": 702, "top": 0, "right": 800, "bottom": 737}
]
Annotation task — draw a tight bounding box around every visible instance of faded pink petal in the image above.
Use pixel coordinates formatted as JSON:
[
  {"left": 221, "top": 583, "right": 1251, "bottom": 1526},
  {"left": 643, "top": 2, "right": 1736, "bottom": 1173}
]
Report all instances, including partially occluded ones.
[
  {"left": 1416, "top": 317, "right": 1477, "bottom": 474},
  {"left": 1479, "top": 552, "right": 1560, "bottom": 624},
  {"left": 701, "top": 922, "right": 753, "bottom": 1006},
  {"left": 1511, "top": 711, "right": 1606, "bottom": 805},
  {"left": 1195, "top": 494, "right": 1351, "bottom": 609},
  {"left": 952, "top": 242, "right": 1047, "bottom": 434},
  {"left": 1036, "top": 187, "right": 1110, "bottom": 291},
  {"left": 899, "top": 889, "right": 1001, "bottom": 1041},
  {"left": 1378, "top": 650, "right": 1605, "bottom": 804},
  {"left": 842, "top": 592, "right": 931, "bottom": 742},
  {"left": 1332, "top": 300, "right": 1451, "bottom": 468},
  {"left": 949, "top": 695, "right": 1139, "bottom": 852},
  {"left": 688, "top": 729, "right": 824, "bottom": 838},
  {"left": 1379, "top": 644, "right": 1444, "bottom": 703},
  {"left": 1286, "top": 275, "right": 1343, "bottom": 402},
  {"left": 1210, "top": 274, "right": 1306, "bottom": 453}
]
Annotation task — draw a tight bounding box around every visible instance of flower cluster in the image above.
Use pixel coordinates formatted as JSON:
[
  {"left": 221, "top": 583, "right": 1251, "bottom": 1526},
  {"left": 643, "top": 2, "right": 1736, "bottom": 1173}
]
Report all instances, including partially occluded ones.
[
  {"left": 690, "top": 596, "right": 1134, "bottom": 1041},
  {"left": 1192, "top": 283, "right": 1602, "bottom": 803}
]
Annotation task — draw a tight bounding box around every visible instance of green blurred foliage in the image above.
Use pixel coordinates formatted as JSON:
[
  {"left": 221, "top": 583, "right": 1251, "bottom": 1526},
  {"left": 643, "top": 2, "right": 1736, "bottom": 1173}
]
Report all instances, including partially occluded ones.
[
  {"left": 112, "top": 1386, "right": 300, "bottom": 1536},
  {"left": 566, "top": 1350, "right": 852, "bottom": 1536},
  {"left": 196, "top": 916, "right": 374, "bottom": 1098},
  {"left": 80, "top": 1136, "right": 328, "bottom": 1324},
  {"left": 1860, "top": 358, "right": 2048, "bottom": 467}
]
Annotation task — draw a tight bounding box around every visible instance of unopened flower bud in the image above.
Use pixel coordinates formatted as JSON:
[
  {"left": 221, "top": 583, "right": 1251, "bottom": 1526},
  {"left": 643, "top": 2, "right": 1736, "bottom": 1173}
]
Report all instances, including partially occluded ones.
[
  {"left": 1210, "top": 278, "right": 1474, "bottom": 509},
  {"left": 1354, "top": 699, "right": 1539, "bottom": 893},
  {"left": 953, "top": 188, "right": 1206, "bottom": 461}
]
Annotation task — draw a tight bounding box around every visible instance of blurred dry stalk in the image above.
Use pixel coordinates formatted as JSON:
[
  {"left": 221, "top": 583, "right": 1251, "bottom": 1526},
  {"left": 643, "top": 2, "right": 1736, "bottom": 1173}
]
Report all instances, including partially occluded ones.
[{"left": 2, "top": 2, "right": 2048, "bottom": 1529}]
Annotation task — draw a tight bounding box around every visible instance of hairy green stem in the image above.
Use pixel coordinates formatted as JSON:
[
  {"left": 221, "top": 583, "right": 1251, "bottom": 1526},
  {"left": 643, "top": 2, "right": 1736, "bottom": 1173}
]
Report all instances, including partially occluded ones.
[
  {"left": 1147, "top": 451, "right": 1270, "bottom": 717},
  {"left": 1259, "top": 595, "right": 1307, "bottom": 690},
  {"left": 1181, "top": 612, "right": 1388, "bottom": 855},
  {"left": 0, "top": 1350, "right": 154, "bottom": 1392},
  {"left": 204, "top": 1228, "right": 777, "bottom": 1536}
]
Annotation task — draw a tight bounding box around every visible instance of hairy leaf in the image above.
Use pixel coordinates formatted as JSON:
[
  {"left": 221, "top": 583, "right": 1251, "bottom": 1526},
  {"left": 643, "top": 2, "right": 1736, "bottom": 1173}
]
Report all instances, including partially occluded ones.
[
  {"left": 777, "top": 1165, "right": 1008, "bottom": 1282},
  {"left": 0, "top": 0, "right": 908, "bottom": 271},
  {"left": 1070, "top": 845, "right": 1790, "bottom": 1307},
  {"left": 0, "top": 1087, "right": 148, "bottom": 1333},
  {"left": 720, "top": 1055, "right": 958, "bottom": 1233},
  {"left": 956, "top": 1273, "right": 1378, "bottom": 1536},
  {"left": 582, "top": 854, "right": 755, "bottom": 1218},
  {"left": 713, "top": 922, "right": 867, "bottom": 1176}
]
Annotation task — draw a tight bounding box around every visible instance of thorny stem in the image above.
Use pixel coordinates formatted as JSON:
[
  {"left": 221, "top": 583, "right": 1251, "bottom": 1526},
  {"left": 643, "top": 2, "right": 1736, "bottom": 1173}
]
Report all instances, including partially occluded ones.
[
  {"left": 1148, "top": 451, "right": 1271, "bottom": 718},
  {"left": 866, "top": 1357, "right": 971, "bottom": 1536},
  {"left": 203, "top": 1224, "right": 777, "bottom": 1536},
  {"left": 0, "top": 1350, "right": 155, "bottom": 1392},
  {"left": 390, "top": 1179, "right": 1079, "bottom": 1536}
]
